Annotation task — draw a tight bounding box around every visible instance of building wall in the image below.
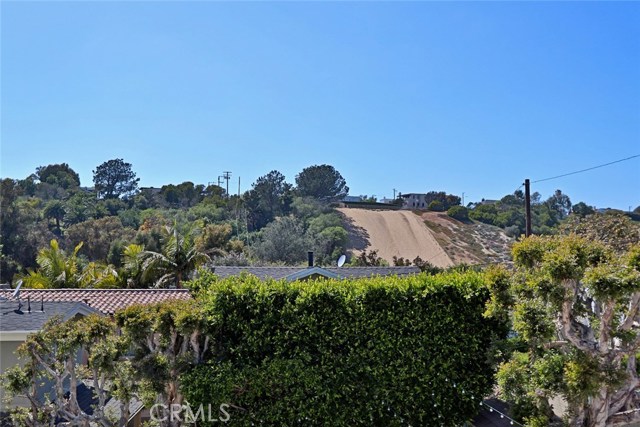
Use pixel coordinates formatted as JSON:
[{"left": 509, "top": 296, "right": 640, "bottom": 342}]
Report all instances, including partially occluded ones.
[{"left": 402, "top": 194, "right": 427, "bottom": 209}]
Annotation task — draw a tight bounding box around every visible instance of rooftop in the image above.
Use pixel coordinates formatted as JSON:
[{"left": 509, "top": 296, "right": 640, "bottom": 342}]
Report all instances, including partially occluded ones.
[
  {"left": 0, "top": 288, "right": 192, "bottom": 315},
  {"left": 212, "top": 266, "right": 420, "bottom": 281},
  {"left": 0, "top": 300, "right": 99, "bottom": 333}
]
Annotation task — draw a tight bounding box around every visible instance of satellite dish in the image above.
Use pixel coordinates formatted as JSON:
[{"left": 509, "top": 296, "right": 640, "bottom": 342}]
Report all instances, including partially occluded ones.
[
  {"left": 12, "top": 280, "right": 23, "bottom": 300},
  {"left": 337, "top": 255, "right": 346, "bottom": 267}
]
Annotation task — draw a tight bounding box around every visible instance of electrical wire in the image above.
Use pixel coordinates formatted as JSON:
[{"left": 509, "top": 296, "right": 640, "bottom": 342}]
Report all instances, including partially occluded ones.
[
  {"left": 532, "top": 154, "right": 639, "bottom": 184},
  {"left": 480, "top": 401, "right": 524, "bottom": 426}
]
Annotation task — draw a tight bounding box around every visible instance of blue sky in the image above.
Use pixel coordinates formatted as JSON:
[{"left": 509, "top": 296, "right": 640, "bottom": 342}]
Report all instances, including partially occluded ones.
[{"left": 2, "top": 1, "right": 638, "bottom": 209}]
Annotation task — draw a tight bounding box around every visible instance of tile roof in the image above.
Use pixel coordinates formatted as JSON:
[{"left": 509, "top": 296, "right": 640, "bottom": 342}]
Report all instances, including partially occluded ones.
[
  {"left": 0, "top": 289, "right": 191, "bottom": 315},
  {"left": 211, "top": 266, "right": 420, "bottom": 281},
  {"left": 0, "top": 301, "right": 99, "bottom": 332}
]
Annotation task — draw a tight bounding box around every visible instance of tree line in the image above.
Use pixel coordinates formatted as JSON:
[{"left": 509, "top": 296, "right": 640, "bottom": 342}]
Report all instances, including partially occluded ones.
[{"left": 0, "top": 160, "right": 351, "bottom": 286}]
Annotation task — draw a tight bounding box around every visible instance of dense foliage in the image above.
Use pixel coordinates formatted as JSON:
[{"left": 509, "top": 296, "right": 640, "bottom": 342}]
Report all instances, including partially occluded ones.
[
  {"left": 469, "top": 189, "right": 576, "bottom": 236},
  {"left": 0, "top": 161, "right": 354, "bottom": 285},
  {"left": 493, "top": 229, "right": 640, "bottom": 426},
  {"left": 295, "top": 164, "right": 349, "bottom": 202},
  {"left": 2, "top": 300, "right": 209, "bottom": 427},
  {"left": 181, "top": 271, "right": 507, "bottom": 426},
  {"left": 2, "top": 314, "right": 133, "bottom": 427}
]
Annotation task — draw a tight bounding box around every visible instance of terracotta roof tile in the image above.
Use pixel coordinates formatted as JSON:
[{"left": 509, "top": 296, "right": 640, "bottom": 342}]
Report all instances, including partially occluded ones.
[{"left": 0, "top": 289, "right": 191, "bottom": 315}]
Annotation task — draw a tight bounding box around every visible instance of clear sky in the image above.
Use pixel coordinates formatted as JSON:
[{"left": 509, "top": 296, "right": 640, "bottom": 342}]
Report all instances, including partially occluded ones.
[{"left": 2, "top": 1, "right": 638, "bottom": 209}]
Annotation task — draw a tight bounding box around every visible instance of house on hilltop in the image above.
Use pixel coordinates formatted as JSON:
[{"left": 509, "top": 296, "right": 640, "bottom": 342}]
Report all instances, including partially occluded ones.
[{"left": 400, "top": 193, "right": 428, "bottom": 209}]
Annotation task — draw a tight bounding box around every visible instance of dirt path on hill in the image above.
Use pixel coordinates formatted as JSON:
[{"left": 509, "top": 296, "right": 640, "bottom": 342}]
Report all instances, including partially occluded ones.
[{"left": 336, "top": 208, "right": 455, "bottom": 268}]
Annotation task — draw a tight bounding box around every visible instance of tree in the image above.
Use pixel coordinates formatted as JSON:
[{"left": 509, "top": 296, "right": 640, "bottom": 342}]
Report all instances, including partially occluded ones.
[
  {"left": 1, "top": 179, "right": 25, "bottom": 280},
  {"left": 115, "top": 300, "right": 209, "bottom": 427},
  {"left": 35, "top": 163, "right": 81, "bottom": 190},
  {"left": 545, "top": 189, "right": 572, "bottom": 221},
  {"left": 2, "top": 315, "right": 133, "bottom": 427},
  {"left": 427, "top": 200, "right": 445, "bottom": 212},
  {"left": 64, "top": 191, "right": 99, "bottom": 225},
  {"left": 120, "top": 244, "right": 149, "bottom": 288},
  {"left": 250, "top": 216, "right": 309, "bottom": 264},
  {"left": 351, "top": 249, "right": 386, "bottom": 266},
  {"left": 3, "top": 301, "right": 208, "bottom": 427},
  {"left": 1, "top": 189, "right": 57, "bottom": 283},
  {"left": 424, "top": 191, "right": 461, "bottom": 211},
  {"left": 447, "top": 206, "right": 469, "bottom": 221},
  {"left": 142, "top": 225, "right": 210, "bottom": 288},
  {"left": 160, "top": 181, "right": 205, "bottom": 208},
  {"left": 43, "top": 200, "right": 66, "bottom": 235},
  {"left": 560, "top": 212, "right": 640, "bottom": 254},
  {"left": 65, "top": 217, "right": 136, "bottom": 262},
  {"left": 295, "top": 164, "right": 349, "bottom": 202},
  {"left": 93, "top": 159, "right": 140, "bottom": 199},
  {"left": 20, "top": 240, "right": 83, "bottom": 288},
  {"left": 244, "top": 170, "right": 293, "bottom": 230},
  {"left": 78, "top": 262, "right": 120, "bottom": 288},
  {"left": 469, "top": 203, "right": 499, "bottom": 226},
  {"left": 194, "top": 222, "right": 233, "bottom": 256},
  {"left": 494, "top": 235, "right": 640, "bottom": 426},
  {"left": 571, "top": 202, "right": 595, "bottom": 217}
]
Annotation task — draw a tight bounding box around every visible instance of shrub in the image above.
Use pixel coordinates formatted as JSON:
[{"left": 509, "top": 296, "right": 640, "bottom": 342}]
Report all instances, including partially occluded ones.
[
  {"left": 469, "top": 204, "right": 498, "bottom": 225},
  {"left": 447, "top": 206, "right": 469, "bottom": 221},
  {"left": 427, "top": 200, "right": 445, "bottom": 212},
  {"left": 182, "top": 272, "right": 506, "bottom": 426}
]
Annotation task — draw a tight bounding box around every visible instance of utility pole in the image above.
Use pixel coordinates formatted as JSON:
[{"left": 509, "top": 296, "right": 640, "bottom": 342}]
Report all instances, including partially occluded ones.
[
  {"left": 462, "top": 192, "right": 465, "bottom": 206},
  {"left": 217, "top": 176, "right": 224, "bottom": 187},
  {"left": 393, "top": 188, "right": 397, "bottom": 199},
  {"left": 223, "top": 171, "right": 232, "bottom": 198},
  {"left": 524, "top": 179, "right": 532, "bottom": 237}
]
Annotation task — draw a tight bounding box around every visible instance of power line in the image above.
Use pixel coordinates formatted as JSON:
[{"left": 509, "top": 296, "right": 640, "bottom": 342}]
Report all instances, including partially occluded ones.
[{"left": 532, "top": 154, "right": 640, "bottom": 184}]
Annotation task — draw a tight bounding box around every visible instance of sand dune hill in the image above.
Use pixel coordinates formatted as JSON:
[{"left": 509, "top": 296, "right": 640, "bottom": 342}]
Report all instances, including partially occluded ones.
[
  {"left": 337, "top": 208, "right": 512, "bottom": 267},
  {"left": 337, "top": 208, "right": 455, "bottom": 268}
]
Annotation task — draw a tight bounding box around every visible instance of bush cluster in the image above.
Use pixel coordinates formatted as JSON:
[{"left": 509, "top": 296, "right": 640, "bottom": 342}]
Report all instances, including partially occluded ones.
[{"left": 182, "top": 272, "right": 506, "bottom": 426}]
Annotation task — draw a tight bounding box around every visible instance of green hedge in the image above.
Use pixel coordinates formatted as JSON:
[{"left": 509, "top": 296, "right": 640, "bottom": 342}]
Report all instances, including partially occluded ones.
[{"left": 182, "top": 272, "right": 506, "bottom": 426}]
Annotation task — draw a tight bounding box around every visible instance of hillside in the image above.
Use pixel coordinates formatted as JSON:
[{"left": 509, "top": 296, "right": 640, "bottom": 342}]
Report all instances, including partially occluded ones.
[{"left": 337, "top": 208, "right": 513, "bottom": 267}]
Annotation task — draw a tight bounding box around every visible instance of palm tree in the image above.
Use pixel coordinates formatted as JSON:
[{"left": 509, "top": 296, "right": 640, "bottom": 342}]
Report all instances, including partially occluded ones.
[
  {"left": 120, "top": 243, "right": 151, "bottom": 288},
  {"left": 142, "top": 225, "right": 210, "bottom": 288},
  {"left": 79, "top": 262, "right": 119, "bottom": 288},
  {"left": 20, "top": 240, "right": 82, "bottom": 288},
  {"left": 43, "top": 200, "right": 66, "bottom": 236}
]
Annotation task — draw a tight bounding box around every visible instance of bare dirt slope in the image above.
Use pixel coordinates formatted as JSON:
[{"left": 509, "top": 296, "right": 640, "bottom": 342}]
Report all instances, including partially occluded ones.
[
  {"left": 337, "top": 208, "right": 512, "bottom": 267},
  {"left": 337, "top": 208, "right": 455, "bottom": 268}
]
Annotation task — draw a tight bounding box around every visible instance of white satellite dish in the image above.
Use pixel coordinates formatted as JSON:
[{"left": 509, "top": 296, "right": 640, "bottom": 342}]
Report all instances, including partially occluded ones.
[
  {"left": 337, "top": 255, "right": 346, "bottom": 267},
  {"left": 12, "top": 280, "right": 23, "bottom": 300}
]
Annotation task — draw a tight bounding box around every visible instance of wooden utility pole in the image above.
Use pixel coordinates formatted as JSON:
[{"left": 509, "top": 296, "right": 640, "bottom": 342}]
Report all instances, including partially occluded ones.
[
  {"left": 524, "top": 179, "right": 532, "bottom": 237},
  {"left": 223, "top": 171, "right": 232, "bottom": 198}
]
